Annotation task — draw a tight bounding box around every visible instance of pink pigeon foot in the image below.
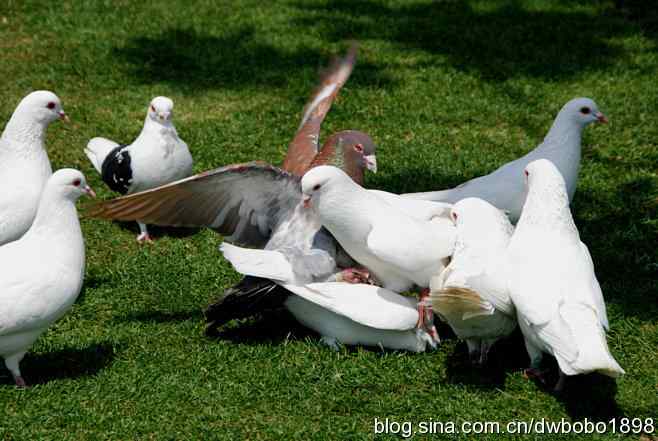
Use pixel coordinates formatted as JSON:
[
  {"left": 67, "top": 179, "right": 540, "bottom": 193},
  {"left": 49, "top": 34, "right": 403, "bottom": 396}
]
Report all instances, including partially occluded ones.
[
  {"left": 136, "top": 232, "right": 154, "bottom": 243},
  {"left": 523, "top": 367, "right": 549, "bottom": 385},
  {"left": 417, "top": 288, "right": 440, "bottom": 343},
  {"left": 14, "top": 376, "right": 26, "bottom": 388},
  {"left": 339, "top": 268, "right": 375, "bottom": 285}
]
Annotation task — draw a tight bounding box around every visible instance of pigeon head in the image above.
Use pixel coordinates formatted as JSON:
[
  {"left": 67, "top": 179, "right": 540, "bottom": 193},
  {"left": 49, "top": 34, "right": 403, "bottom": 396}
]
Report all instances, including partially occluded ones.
[
  {"left": 519, "top": 159, "right": 576, "bottom": 231},
  {"left": 301, "top": 165, "right": 351, "bottom": 209},
  {"left": 319, "top": 130, "right": 377, "bottom": 186},
  {"left": 451, "top": 197, "right": 514, "bottom": 243},
  {"left": 47, "top": 169, "right": 96, "bottom": 201},
  {"left": 15, "top": 90, "right": 68, "bottom": 125},
  {"left": 557, "top": 97, "right": 607, "bottom": 127},
  {"left": 147, "top": 96, "right": 174, "bottom": 123}
]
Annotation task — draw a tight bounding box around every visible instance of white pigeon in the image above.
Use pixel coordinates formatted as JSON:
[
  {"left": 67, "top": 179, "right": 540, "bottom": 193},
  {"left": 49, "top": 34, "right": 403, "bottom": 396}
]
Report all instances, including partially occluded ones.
[
  {"left": 508, "top": 159, "right": 624, "bottom": 390},
  {"left": 0, "top": 169, "right": 94, "bottom": 387},
  {"left": 300, "top": 165, "right": 456, "bottom": 341},
  {"left": 0, "top": 91, "right": 68, "bottom": 246},
  {"left": 84, "top": 96, "right": 193, "bottom": 242},
  {"left": 404, "top": 98, "right": 608, "bottom": 222},
  {"left": 220, "top": 243, "right": 436, "bottom": 352},
  {"left": 429, "top": 197, "right": 516, "bottom": 365}
]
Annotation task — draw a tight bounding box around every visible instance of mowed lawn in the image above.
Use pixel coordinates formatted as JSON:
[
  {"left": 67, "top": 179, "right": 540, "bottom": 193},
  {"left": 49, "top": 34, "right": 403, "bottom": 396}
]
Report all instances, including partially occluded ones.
[{"left": 1, "top": 0, "right": 657, "bottom": 439}]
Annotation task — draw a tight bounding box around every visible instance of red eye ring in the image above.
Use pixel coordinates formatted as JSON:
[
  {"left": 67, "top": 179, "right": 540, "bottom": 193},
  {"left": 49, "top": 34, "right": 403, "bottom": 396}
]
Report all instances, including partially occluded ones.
[
  {"left": 524, "top": 170, "right": 529, "bottom": 177},
  {"left": 72, "top": 179, "right": 81, "bottom": 187},
  {"left": 46, "top": 102, "right": 56, "bottom": 110},
  {"left": 354, "top": 143, "right": 364, "bottom": 153}
]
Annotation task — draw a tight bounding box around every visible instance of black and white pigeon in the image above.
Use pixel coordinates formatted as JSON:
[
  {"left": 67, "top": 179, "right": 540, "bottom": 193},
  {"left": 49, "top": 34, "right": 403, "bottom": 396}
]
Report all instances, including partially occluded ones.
[
  {"left": 404, "top": 98, "right": 608, "bottom": 222},
  {"left": 0, "top": 91, "right": 68, "bottom": 246},
  {"left": 0, "top": 169, "right": 94, "bottom": 387},
  {"left": 84, "top": 96, "right": 193, "bottom": 242}
]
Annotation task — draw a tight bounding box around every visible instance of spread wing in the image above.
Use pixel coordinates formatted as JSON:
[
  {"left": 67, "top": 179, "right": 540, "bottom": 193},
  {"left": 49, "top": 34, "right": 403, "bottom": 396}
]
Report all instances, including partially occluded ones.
[
  {"left": 84, "top": 162, "right": 302, "bottom": 248},
  {"left": 281, "top": 44, "right": 358, "bottom": 176},
  {"left": 283, "top": 282, "right": 419, "bottom": 331}
]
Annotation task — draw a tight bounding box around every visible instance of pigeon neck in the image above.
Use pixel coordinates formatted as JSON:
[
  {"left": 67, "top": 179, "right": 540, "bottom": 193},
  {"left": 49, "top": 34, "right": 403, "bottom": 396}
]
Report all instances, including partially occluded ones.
[
  {"left": 516, "top": 185, "right": 579, "bottom": 239},
  {"left": 29, "top": 190, "right": 81, "bottom": 234},
  {"left": 1, "top": 111, "right": 48, "bottom": 151},
  {"left": 326, "top": 142, "right": 365, "bottom": 186},
  {"left": 541, "top": 116, "right": 583, "bottom": 151}
]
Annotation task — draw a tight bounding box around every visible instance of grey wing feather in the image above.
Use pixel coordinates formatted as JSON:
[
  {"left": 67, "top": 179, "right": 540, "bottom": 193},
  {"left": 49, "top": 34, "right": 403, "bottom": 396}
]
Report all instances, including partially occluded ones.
[{"left": 85, "top": 162, "right": 302, "bottom": 248}]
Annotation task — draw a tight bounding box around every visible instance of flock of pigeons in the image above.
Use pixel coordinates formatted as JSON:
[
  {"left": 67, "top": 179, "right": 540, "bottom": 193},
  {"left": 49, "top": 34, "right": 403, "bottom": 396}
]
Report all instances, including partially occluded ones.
[{"left": 0, "top": 46, "right": 624, "bottom": 391}]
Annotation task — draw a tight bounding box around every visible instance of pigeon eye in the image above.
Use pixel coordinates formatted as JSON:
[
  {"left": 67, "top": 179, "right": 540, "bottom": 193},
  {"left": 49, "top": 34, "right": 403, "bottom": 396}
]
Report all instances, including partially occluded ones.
[
  {"left": 313, "top": 184, "right": 321, "bottom": 191},
  {"left": 354, "top": 143, "right": 364, "bottom": 153},
  {"left": 524, "top": 170, "right": 529, "bottom": 177},
  {"left": 150, "top": 105, "right": 156, "bottom": 112},
  {"left": 451, "top": 212, "right": 458, "bottom": 221},
  {"left": 72, "top": 179, "right": 81, "bottom": 187},
  {"left": 580, "top": 107, "right": 591, "bottom": 115},
  {"left": 46, "top": 102, "right": 56, "bottom": 110}
]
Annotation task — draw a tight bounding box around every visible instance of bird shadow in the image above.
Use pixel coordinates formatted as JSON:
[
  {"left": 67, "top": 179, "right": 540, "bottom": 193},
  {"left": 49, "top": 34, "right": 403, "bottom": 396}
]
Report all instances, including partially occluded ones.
[
  {"left": 209, "top": 309, "right": 315, "bottom": 345},
  {"left": 443, "top": 328, "right": 528, "bottom": 390},
  {"left": 291, "top": 0, "right": 636, "bottom": 82},
  {"left": 0, "top": 343, "right": 118, "bottom": 387},
  {"left": 111, "top": 220, "right": 202, "bottom": 241},
  {"left": 573, "top": 178, "right": 658, "bottom": 322},
  {"left": 112, "top": 26, "right": 394, "bottom": 93}
]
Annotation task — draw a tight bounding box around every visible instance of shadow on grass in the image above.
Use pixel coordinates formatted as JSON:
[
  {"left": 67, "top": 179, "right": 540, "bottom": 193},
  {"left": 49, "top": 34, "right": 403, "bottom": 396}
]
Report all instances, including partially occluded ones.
[
  {"left": 0, "top": 343, "right": 118, "bottom": 387},
  {"left": 444, "top": 328, "right": 527, "bottom": 390},
  {"left": 109, "top": 221, "right": 202, "bottom": 241},
  {"left": 292, "top": 0, "right": 635, "bottom": 81},
  {"left": 574, "top": 178, "right": 658, "bottom": 322},
  {"left": 211, "top": 309, "right": 315, "bottom": 345},
  {"left": 112, "top": 27, "right": 394, "bottom": 92},
  {"left": 116, "top": 309, "right": 204, "bottom": 324}
]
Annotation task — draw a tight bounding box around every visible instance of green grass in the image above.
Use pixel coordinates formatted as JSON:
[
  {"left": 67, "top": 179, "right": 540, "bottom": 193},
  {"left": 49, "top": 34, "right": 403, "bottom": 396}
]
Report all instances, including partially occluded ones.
[{"left": 1, "top": 0, "right": 657, "bottom": 439}]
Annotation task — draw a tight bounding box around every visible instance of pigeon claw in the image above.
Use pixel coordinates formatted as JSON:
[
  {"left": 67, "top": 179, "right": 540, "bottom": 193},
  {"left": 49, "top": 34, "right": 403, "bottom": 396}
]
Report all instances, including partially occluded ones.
[
  {"left": 416, "top": 288, "right": 440, "bottom": 344},
  {"left": 523, "top": 367, "right": 549, "bottom": 385},
  {"left": 136, "top": 233, "right": 154, "bottom": 243},
  {"left": 14, "top": 376, "right": 27, "bottom": 388},
  {"left": 340, "top": 268, "right": 375, "bottom": 285}
]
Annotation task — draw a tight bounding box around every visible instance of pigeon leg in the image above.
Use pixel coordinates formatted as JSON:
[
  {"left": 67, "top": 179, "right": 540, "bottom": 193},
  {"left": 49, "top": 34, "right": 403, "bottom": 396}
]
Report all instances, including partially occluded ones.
[
  {"left": 338, "top": 267, "right": 375, "bottom": 285},
  {"left": 554, "top": 371, "right": 568, "bottom": 393},
  {"left": 417, "top": 288, "right": 440, "bottom": 344},
  {"left": 4, "top": 352, "right": 27, "bottom": 388},
  {"left": 320, "top": 336, "right": 342, "bottom": 351},
  {"left": 523, "top": 353, "right": 548, "bottom": 384},
  {"left": 136, "top": 221, "right": 153, "bottom": 243}
]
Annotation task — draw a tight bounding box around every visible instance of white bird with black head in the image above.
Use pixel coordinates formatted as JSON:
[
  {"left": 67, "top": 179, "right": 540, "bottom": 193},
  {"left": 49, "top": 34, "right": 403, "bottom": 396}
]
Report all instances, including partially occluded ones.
[
  {"left": 84, "top": 96, "right": 193, "bottom": 242},
  {"left": 0, "top": 169, "right": 94, "bottom": 387},
  {"left": 0, "top": 91, "right": 68, "bottom": 246}
]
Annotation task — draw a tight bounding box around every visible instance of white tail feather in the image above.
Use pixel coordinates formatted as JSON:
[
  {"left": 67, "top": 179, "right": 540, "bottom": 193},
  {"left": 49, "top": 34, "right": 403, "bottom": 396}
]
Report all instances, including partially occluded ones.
[{"left": 84, "top": 137, "right": 120, "bottom": 173}]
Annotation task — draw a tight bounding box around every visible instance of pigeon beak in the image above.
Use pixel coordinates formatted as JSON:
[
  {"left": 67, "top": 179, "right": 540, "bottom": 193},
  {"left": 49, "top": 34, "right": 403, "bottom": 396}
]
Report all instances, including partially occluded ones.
[
  {"left": 157, "top": 112, "right": 170, "bottom": 121},
  {"left": 59, "top": 111, "right": 70, "bottom": 123},
  {"left": 365, "top": 154, "right": 378, "bottom": 173},
  {"left": 84, "top": 185, "right": 96, "bottom": 198},
  {"left": 595, "top": 112, "right": 608, "bottom": 124},
  {"left": 302, "top": 195, "right": 312, "bottom": 209}
]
